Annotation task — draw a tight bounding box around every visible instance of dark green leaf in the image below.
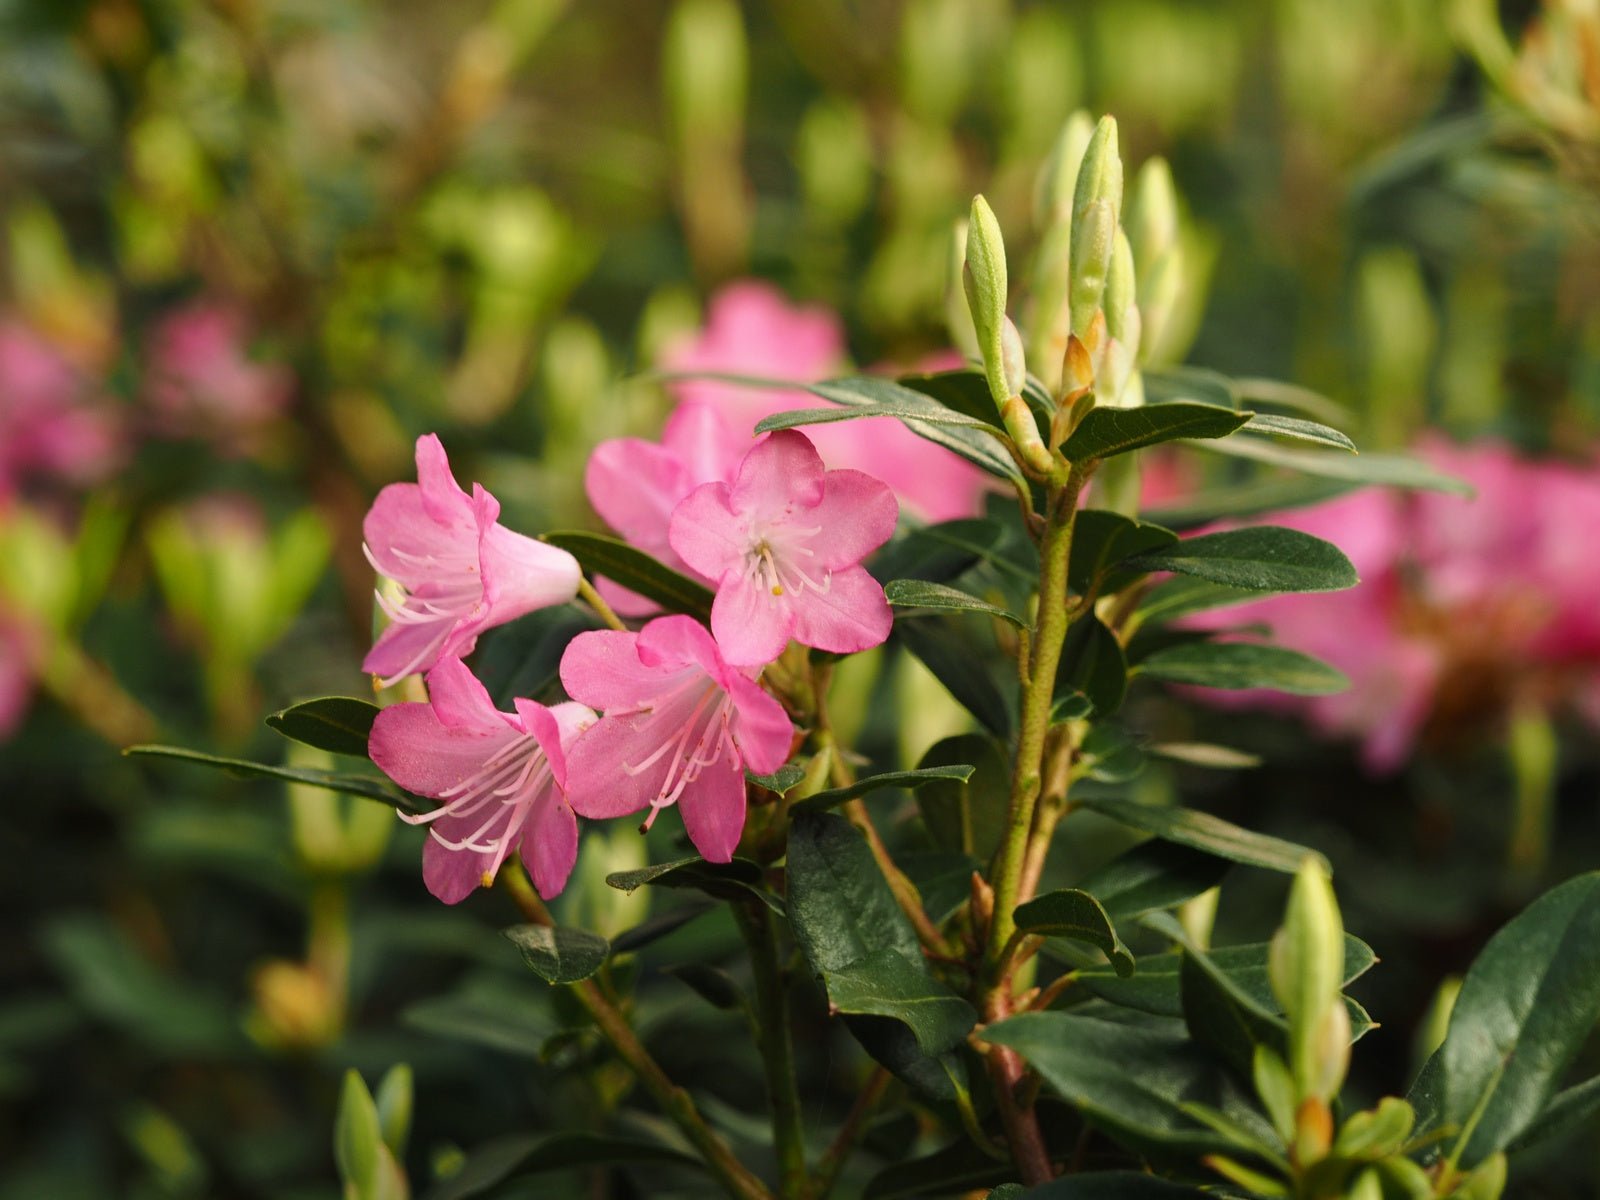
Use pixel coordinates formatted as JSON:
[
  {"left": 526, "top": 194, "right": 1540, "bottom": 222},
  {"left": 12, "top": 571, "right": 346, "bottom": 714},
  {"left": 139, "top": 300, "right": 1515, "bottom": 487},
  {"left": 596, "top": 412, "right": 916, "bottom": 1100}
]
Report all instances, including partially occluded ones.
[
  {"left": 1056, "top": 615, "right": 1127, "bottom": 717},
  {"left": 1068, "top": 510, "right": 1179, "bottom": 595},
  {"left": 790, "top": 765, "right": 977, "bottom": 815},
  {"left": 900, "top": 850, "right": 982, "bottom": 924},
  {"left": 1142, "top": 365, "right": 1238, "bottom": 409},
  {"left": 885, "top": 579, "right": 1027, "bottom": 628},
  {"left": 664, "top": 964, "right": 748, "bottom": 1012},
  {"left": 747, "top": 762, "right": 805, "bottom": 795},
  {"left": 605, "top": 856, "right": 780, "bottom": 913},
  {"left": 1133, "top": 577, "right": 1263, "bottom": 625},
  {"left": 1064, "top": 402, "right": 1251, "bottom": 461},
  {"left": 423, "top": 1132, "right": 701, "bottom": 1200},
  {"left": 505, "top": 925, "right": 610, "bottom": 985},
  {"left": 1410, "top": 872, "right": 1600, "bottom": 1166},
  {"left": 1241, "top": 414, "right": 1357, "bottom": 452},
  {"left": 475, "top": 606, "right": 604, "bottom": 709},
  {"left": 1125, "top": 526, "right": 1358, "bottom": 594},
  {"left": 542, "top": 530, "right": 713, "bottom": 619},
  {"left": 822, "top": 948, "right": 977, "bottom": 1055},
  {"left": 1015, "top": 889, "right": 1134, "bottom": 976},
  {"left": 916, "top": 733, "right": 1012, "bottom": 860},
  {"left": 1136, "top": 641, "right": 1349, "bottom": 695},
  {"left": 1508, "top": 1074, "right": 1600, "bottom": 1155},
  {"left": 1074, "top": 795, "right": 1328, "bottom": 875},
  {"left": 1019, "top": 1173, "right": 1216, "bottom": 1198},
  {"left": 401, "top": 976, "right": 567, "bottom": 1058},
  {"left": 896, "top": 615, "right": 1014, "bottom": 735},
  {"left": 870, "top": 518, "right": 1020, "bottom": 586},
  {"left": 756, "top": 404, "right": 1001, "bottom": 434},
  {"left": 608, "top": 902, "right": 716, "bottom": 954},
  {"left": 982, "top": 1012, "right": 1272, "bottom": 1161},
  {"left": 1077, "top": 723, "right": 1145, "bottom": 784},
  {"left": 894, "top": 368, "right": 1004, "bottom": 424},
  {"left": 1193, "top": 436, "right": 1474, "bottom": 494},
  {"left": 1145, "top": 477, "right": 1354, "bottom": 530},
  {"left": 265, "top": 696, "right": 381, "bottom": 758},
  {"left": 1178, "top": 939, "right": 1290, "bottom": 1078},
  {"left": 1080, "top": 841, "right": 1232, "bottom": 921},
  {"left": 124, "top": 744, "right": 425, "bottom": 814}
]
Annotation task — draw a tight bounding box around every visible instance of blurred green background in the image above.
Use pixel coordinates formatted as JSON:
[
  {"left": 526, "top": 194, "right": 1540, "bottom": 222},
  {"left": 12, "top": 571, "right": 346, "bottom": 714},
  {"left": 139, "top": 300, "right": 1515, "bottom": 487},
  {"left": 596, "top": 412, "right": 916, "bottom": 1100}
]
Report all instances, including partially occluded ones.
[{"left": 2, "top": 0, "right": 1599, "bottom": 1196}]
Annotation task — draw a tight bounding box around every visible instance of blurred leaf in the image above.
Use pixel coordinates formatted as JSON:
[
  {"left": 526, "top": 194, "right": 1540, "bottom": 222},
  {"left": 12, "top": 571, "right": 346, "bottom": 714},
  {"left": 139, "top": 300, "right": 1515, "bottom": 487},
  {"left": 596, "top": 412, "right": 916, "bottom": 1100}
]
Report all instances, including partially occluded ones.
[
  {"left": 870, "top": 517, "right": 1022, "bottom": 585},
  {"left": 1017, "top": 1175, "right": 1215, "bottom": 1198},
  {"left": 374, "top": 1065, "right": 412, "bottom": 1159},
  {"left": 1124, "top": 526, "right": 1358, "bottom": 593},
  {"left": 608, "top": 901, "right": 717, "bottom": 954},
  {"left": 900, "top": 850, "right": 982, "bottom": 924},
  {"left": 1410, "top": 872, "right": 1600, "bottom": 1167},
  {"left": 755, "top": 403, "right": 1001, "bottom": 434},
  {"left": 475, "top": 606, "right": 605, "bottom": 708},
  {"left": 1068, "top": 510, "right": 1179, "bottom": 594},
  {"left": 664, "top": 964, "right": 748, "bottom": 1012},
  {"left": 542, "top": 531, "right": 713, "bottom": 619},
  {"left": 335, "top": 1071, "right": 383, "bottom": 1194},
  {"left": 1240, "top": 413, "right": 1356, "bottom": 452},
  {"left": 790, "top": 765, "right": 977, "bottom": 814},
  {"left": 884, "top": 579, "right": 1027, "bottom": 628},
  {"left": 423, "top": 1132, "right": 701, "bottom": 1200},
  {"left": 1074, "top": 796, "right": 1327, "bottom": 875},
  {"left": 124, "top": 745, "right": 426, "bottom": 814},
  {"left": 1193, "top": 437, "right": 1474, "bottom": 494},
  {"left": 1077, "top": 723, "right": 1145, "bottom": 784},
  {"left": 266, "top": 697, "right": 381, "bottom": 758},
  {"left": 806, "top": 376, "right": 1024, "bottom": 484},
  {"left": 1146, "top": 743, "right": 1262, "bottom": 769},
  {"left": 1064, "top": 402, "right": 1250, "bottom": 461},
  {"left": 1136, "top": 641, "right": 1349, "bottom": 695},
  {"left": 1080, "top": 841, "right": 1232, "bottom": 921},
  {"left": 1015, "top": 889, "right": 1134, "bottom": 976},
  {"left": 1133, "top": 577, "right": 1263, "bottom": 625},
  {"left": 896, "top": 614, "right": 1013, "bottom": 735},
  {"left": 1056, "top": 615, "right": 1126, "bottom": 716},
  {"left": 916, "top": 733, "right": 1010, "bottom": 860},
  {"left": 1508, "top": 1074, "right": 1600, "bottom": 1155},
  {"left": 1144, "top": 478, "right": 1353, "bottom": 530},
  {"left": 1232, "top": 377, "right": 1350, "bottom": 426},
  {"left": 505, "top": 925, "right": 610, "bottom": 986},
  {"left": 401, "top": 975, "right": 568, "bottom": 1059}
]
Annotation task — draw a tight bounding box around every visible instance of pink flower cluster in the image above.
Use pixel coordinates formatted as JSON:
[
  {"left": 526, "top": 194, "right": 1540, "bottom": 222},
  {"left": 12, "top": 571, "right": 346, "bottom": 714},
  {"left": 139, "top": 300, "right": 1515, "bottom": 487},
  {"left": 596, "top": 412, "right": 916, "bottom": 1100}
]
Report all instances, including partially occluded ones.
[
  {"left": 1191, "top": 437, "right": 1600, "bottom": 771},
  {"left": 365, "top": 416, "right": 900, "bottom": 903}
]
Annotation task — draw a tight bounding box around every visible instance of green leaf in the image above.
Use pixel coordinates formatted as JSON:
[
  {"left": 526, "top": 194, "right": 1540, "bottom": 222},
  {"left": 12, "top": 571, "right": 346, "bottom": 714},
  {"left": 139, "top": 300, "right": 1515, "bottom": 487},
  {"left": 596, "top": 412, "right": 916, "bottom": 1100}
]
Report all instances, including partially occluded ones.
[
  {"left": 608, "top": 902, "right": 716, "bottom": 954},
  {"left": 901, "top": 850, "right": 983, "bottom": 924},
  {"left": 1080, "top": 841, "right": 1232, "bottom": 922},
  {"left": 1193, "top": 435, "right": 1474, "bottom": 494},
  {"left": 401, "top": 976, "right": 568, "bottom": 1059},
  {"left": 541, "top": 530, "right": 713, "bottom": 618},
  {"left": 1074, "top": 795, "right": 1328, "bottom": 875},
  {"left": 1056, "top": 615, "right": 1127, "bottom": 716},
  {"left": 822, "top": 947, "right": 978, "bottom": 1055},
  {"left": 1076, "top": 723, "right": 1145, "bottom": 784},
  {"left": 505, "top": 925, "right": 610, "bottom": 986},
  {"left": 916, "top": 733, "right": 1013, "bottom": 861},
  {"left": 1017, "top": 1174, "right": 1216, "bottom": 1198},
  {"left": 896, "top": 615, "right": 1014, "bottom": 735},
  {"left": 1410, "top": 871, "right": 1600, "bottom": 1167},
  {"left": 870, "top": 518, "right": 1016, "bottom": 585},
  {"left": 1014, "top": 889, "right": 1134, "bottom": 976},
  {"left": 884, "top": 579, "right": 1028, "bottom": 628},
  {"left": 1507, "top": 1074, "right": 1600, "bottom": 1155},
  {"left": 790, "top": 765, "right": 977, "bottom": 814},
  {"left": 1133, "top": 577, "right": 1262, "bottom": 625},
  {"left": 604, "top": 856, "right": 781, "bottom": 913},
  {"left": 374, "top": 1064, "right": 412, "bottom": 1159},
  {"left": 1068, "top": 510, "right": 1179, "bottom": 595},
  {"left": 265, "top": 696, "right": 381, "bottom": 758},
  {"left": 1136, "top": 641, "right": 1349, "bottom": 695},
  {"left": 422, "top": 1132, "right": 702, "bottom": 1200},
  {"left": 747, "top": 762, "right": 805, "bottom": 794},
  {"left": 755, "top": 404, "right": 1001, "bottom": 435},
  {"left": 335, "top": 1070, "right": 382, "bottom": 1192},
  {"left": 1145, "top": 477, "right": 1354, "bottom": 531},
  {"left": 1241, "top": 414, "right": 1357, "bottom": 452},
  {"left": 664, "top": 964, "right": 749, "bottom": 1012},
  {"left": 894, "top": 368, "right": 1004, "bottom": 423},
  {"left": 1064, "top": 402, "right": 1251, "bottom": 461},
  {"left": 983, "top": 1012, "right": 1272, "bottom": 1161},
  {"left": 1124, "top": 526, "right": 1358, "bottom": 594},
  {"left": 806, "top": 376, "right": 1025, "bottom": 485},
  {"left": 1232, "top": 376, "right": 1350, "bottom": 426},
  {"left": 1142, "top": 365, "right": 1238, "bottom": 409},
  {"left": 124, "top": 745, "right": 425, "bottom": 814}
]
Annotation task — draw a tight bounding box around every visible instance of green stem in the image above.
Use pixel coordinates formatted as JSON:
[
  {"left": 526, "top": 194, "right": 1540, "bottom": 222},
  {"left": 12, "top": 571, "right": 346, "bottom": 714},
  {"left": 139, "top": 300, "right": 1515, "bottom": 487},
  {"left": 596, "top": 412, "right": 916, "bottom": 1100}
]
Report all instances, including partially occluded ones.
[
  {"left": 734, "top": 901, "right": 810, "bottom": 1199},
  {"left": 577, "top": 576, "right": 627, "bottom": 632},
  {"left": 502, "top": 867, "right": 774, "bottom": 1200}
]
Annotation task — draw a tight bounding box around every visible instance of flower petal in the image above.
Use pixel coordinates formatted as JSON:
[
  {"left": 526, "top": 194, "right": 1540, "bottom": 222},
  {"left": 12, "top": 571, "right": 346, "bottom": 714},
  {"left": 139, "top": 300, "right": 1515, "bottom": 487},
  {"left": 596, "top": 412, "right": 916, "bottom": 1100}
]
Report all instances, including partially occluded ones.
[
  {"left": 708, "top": 573, "right": 794, "bottom": 667},
  {"left": 668, "top": 482, "right": 745, "bottom": 582},
  {"left": 560, "top": 629, "right": 675, "bottom": 711},
  {"left": 805, "top": 468, "right": 899, "bottom": 570},
  {"left": 788, "top": 565, "right": 893, "bottom": 656},
  {"left": 677, "top": 750, "right": 746, "bottom": 863},
  {"left": 362, "top": 482, "right": 473, "bottom": 582},
  {"left": 519, "top": 787, "right": 579, "bottom": 898},
  {"left": 427, "top": 656, "right": 509, "bottom": 732},
  {"left": 421, "top": 833, "right": 493, "bottom": 904},
  {"left": 369, "top": 701, "right": 517, "bottom": 799},
  {"left": 362, "top": 618, "right": 455, "bottom": 687},
  {"left": 726, "top": 674, "right": 793, "bottom": 775},
  {"left": 728, "top": 429, "right": 825, "bottom": 514},
  {"left": 660, "top": 401, "right": 751, "bottom": 484},
  {"left": 478, "top": 516, "right": 582, "bottom": 623},
  {"left": 635, "top": 614, "right": 725, "bottom": 677},
  {"left": 584, "top": 435, "right": 694, "bottom": 549},
  {"left": 414, "top": 434, "right": 474, "bottom": 526},
  {"left": 562, "top": 713, "right": 676, "bottom": 819}
]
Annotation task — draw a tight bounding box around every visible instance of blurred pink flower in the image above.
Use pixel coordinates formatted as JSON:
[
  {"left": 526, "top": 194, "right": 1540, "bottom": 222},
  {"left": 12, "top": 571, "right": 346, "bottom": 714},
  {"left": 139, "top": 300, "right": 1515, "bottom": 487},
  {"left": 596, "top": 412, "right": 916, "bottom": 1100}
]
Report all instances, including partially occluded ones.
[
  {"left": 371, "top": 656, "right": 594, "bottom": 903},
  {"left": 144, "top": 303, "right": 292, "bottom": 446},
  {"left": 1188, "top": 438, "right": 1600, "bottom": 771},
  {"left": 364, "top": 435, "right": 581, "bottom": 686},
  {"left": 670, "top": 429, "right": 897, "bottom": 666},
  {"left": 560, "top": 615, "right": 792, "bottom": 862},
  {"left": 0, "top": 320, "right": 122, "bottom": 497},
  {"left": 661, "top": 281, "right": 991, "bottom": 522}
]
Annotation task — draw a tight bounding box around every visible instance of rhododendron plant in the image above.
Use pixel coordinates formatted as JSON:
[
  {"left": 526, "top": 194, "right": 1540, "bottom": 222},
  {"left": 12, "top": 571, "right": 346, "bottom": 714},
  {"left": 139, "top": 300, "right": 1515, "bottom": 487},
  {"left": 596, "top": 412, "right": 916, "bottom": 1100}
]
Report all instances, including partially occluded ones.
[{"left": 362, "top": 434, "right": 581, "bottom": 685}]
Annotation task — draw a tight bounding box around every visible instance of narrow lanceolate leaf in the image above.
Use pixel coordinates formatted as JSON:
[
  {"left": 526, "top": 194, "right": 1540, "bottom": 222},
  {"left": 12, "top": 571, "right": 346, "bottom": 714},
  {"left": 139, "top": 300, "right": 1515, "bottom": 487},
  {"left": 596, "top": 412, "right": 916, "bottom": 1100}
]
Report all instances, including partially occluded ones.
[
  {"left": 1075, "top": 795, "right": 1328, "bottom": 875},
  {"left": 541, "top": 531, "right": 713, "bottom": 619},
  {"left": 266, "top": 696, "right": 382, "bottom": 758},
  {"left": 604, "top": 856, "right": 779, "bottom": 912},
  {"left": 755, "top": 404, "right": 1001, "bottom": 434},
  {"left": 1144, "top": 477, "right": 1353, "bottom": 531},
  {"left": 870, "top": 517, "right": 1019, "bottom": 585},
  {"left": 1014, "top": 889, "right": 1135, "bottom": 976},
  {"left": 896, "top": 615, "right": 1014, "bottom": 735},
  {"left": 1063, "top": 402, "right": 1251, "bottom": 461},
  {"left": 1124, "top": 526, "right": 1358, "bottom": 594},
  {"left": 1410, "top": 871, "right": 1600, "bottom": 1167},
  {"left": 1080, "top": 841, "right": 1233, "bottom": 921},
  {"left": 1068, "top": 510, "right": 1179, "bottom": 595},
  {"left": 504, "top": 925, "right": 610, "bottom": 986},
  {"left": 1056, "top": 615, "right": 1127, "bottom": 717},
  {"left": 884, "top": 579, "right": 1028, "bottom": 628},
  {"left": 423, "top": 1132, "right": 703, "bottom": 1200},
  {"left": 806, "top": 376, "right": 1024, "bottom": 485},
  {"left": 1241, "top": 413, "right": 1357, "bottom": 452},
  {"left": 789, "top": 765, "right": 977, "bottom": 814},
  {"left": 124, "top": 745, "right": 427, "bottom": 814},
  {"left": 1192, "top": 435, "right": 1474, "bottom": 494},
  {"left": 1136, "top": 641, "right": 1350, "bottom": 695}
]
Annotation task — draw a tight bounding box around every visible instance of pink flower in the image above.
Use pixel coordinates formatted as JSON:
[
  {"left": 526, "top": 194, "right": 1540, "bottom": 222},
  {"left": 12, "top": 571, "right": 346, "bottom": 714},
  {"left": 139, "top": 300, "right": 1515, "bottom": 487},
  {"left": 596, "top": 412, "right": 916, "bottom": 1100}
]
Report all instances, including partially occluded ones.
[
  {"left": 370, "top": 655, "right": 595, "bottom": 903},
  {"left": 363, "top": 435, "right": 581, "bottom": 686},
  {"left": 584, "top": 403, "right": 748, "bottom": 614},
  {"left": 669, "top": 429, "right": 898, "bottom": 666},
  {"left": 144, "top": 303, "right": 292, "bottom": 445},
  {"left": 559, "top": 615, "right": 793, "bottom": 862},
  {"left": 662, "top": 281, "right": 991, "bottom": 522},
  {"left": 0, "top": 320, "right": 122, "bottom": 497}
]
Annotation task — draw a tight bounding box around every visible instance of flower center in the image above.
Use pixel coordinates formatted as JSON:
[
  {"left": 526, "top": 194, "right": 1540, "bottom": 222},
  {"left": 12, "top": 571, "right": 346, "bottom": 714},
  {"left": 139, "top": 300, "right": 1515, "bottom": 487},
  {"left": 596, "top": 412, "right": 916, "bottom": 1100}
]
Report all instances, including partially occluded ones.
[{"left": 742, "top": 527, "right": 829, "bottom": 602}]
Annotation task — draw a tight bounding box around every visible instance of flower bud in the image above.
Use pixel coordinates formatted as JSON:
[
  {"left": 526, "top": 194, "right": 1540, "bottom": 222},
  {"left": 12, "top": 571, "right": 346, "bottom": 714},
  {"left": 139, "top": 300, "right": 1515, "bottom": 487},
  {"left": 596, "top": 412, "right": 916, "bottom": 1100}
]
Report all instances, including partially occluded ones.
[
  {"left": 1128, "top": 157, "right": 1179, "bottom": 276},
  {"left": 963, "top": 194, "right": 1011, "bottom": 408},
  {"left": 1000, "top": 316, "right": 1027, "bottom": 398},
  {"left": 1269, "top": 857, "right": 1348, "bottom": 1102},
  {"left": 1291, "top": 1096, "right": 1333, "bottom": 1166},
  {"left": 1136, "top": 243, "right": 1184, "bottom": 366},
  {"left": 247, "top": 960, "right": 340, "bottom": 1050},
  {"left": 945, "top": 218, "right": 979, "bottom": 357},
  {"left": 1068, "top": 198, "right": 1116, "bottom": 339},
  {"left": 1452, "top": 1152, "right": 1508, "bottom": 1200},
  {"left": 1346, "top": 1168, "right": 1384, "bottom": 1200},
  {"left": 1104, "top": 228, "right": 1138, "bottom": 345},
  {"left": 1072, "top": 115, "right": 1124, "bottom": 230},
  {"left": 1033, "top": 110, "right": 1095, "bottom": 228},
  {"left": 1333, "top": 1096, "right": 1415, "bottom": 1160}
]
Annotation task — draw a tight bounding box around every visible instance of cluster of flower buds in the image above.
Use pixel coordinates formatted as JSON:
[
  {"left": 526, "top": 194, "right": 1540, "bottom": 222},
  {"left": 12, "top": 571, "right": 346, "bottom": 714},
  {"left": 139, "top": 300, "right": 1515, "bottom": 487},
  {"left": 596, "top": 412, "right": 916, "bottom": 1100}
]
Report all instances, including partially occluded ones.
[{"left": 362, "top": 431, "right": 898, "bottom": 904}]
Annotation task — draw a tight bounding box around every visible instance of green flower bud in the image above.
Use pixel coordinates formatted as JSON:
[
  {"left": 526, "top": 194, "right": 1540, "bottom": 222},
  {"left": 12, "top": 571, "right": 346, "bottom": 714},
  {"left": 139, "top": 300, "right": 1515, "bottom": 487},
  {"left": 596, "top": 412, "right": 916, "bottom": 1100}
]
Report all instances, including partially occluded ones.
[
  {"left": 1252, "top": 1044, "right": 1297, "bottom": 1144},
  {"left": 963, "top": 194, "right": 1011, "bottom": 408},
  {"left": 664, "top": 0, "right": 746, "bottom": 145},
  {"left": 1072, "top": 115, "right": 1124, "bottom": 230},
  {"left": 1452, "top": 1152, "right": 1508, "bottom": 1200},
  {"left": 1345, "top": 1168, "right": 1384, "bottom": 1200},
  {"left": 1025, "top": 219, "right": 1073, "bottom": 394},
  {"left": 1033, "top": 110, "right": 1095, "bottom": 228},
  {"left": 373, "top": 1064, "right": 413, "bottom": 1160},
  {"left": 1333, "top": 1096, "right": 1415, "bottom": 1160},
  {"left": 1269, "top": 857, "right": 1347, "bottom": 1102},
  {"left": 1128, "top": 156, "right": 1179, "bottom": 277},
  {"left": 1136, "top": 242, "right": 1184, "bottom": 366},
  {"left": 945, "top": 218, "right": 978, "bottom": 357},
  {"left": 1000, "top": 316, "right": 1027, "bottom": 398},
  {"left": 1068, "top": 198, "right": 1116, "bottom": 339},
  {"left": 1104, "top": 227, "right": 1138, "bottom": 345}
]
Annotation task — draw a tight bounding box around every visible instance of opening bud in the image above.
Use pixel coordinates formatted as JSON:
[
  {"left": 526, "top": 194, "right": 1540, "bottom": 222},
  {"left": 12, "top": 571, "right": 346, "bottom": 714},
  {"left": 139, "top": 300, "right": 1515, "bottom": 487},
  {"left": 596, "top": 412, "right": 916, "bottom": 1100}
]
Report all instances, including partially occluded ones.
[{"left": 1269, "top": 857, "right": 1348, "bottom": 1102}]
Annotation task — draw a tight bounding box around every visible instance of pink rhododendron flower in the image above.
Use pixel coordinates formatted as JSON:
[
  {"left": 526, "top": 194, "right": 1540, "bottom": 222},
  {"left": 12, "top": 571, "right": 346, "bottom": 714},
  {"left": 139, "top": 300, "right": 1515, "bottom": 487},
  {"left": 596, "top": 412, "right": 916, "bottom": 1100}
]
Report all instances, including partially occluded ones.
[
  {"left": 560, "top": 615, "right": 793, "bottom": 862},
  {"left": 1188, "top": 438, "right": 1600, "bottom": 771},
  {"left": 144, "top": 303, "right": 292, "bottom": 445},
  {"left": 662, "top": 281, "right": 991, "bottom": 522},
  {"left": 370, "top": 655, "right": 595, "bottom": 903},
  {"left": 669, "top": 429, "right": 898, "bottom": 666},
  {"left": 584, "top": 403, "right": 748, "bottom": 613},
  {"left": 363, "top": 435, "right": 581, "bottom": 686},
  {"left": 0, "top": 320, "right": 122, "bottom": 497}
]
